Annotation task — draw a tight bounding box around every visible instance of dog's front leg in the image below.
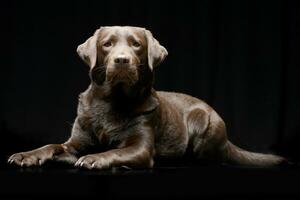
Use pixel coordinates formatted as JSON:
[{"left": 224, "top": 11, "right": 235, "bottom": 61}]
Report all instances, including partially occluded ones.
[
  {"left": 75, "top": 131, "right": 154, "bottom": 170},
  {"left": 7, "top": 143, "right": 78, "bottom": 167},
  {"left": 8, "top": 117, "right": 93, "bottom": 167}
]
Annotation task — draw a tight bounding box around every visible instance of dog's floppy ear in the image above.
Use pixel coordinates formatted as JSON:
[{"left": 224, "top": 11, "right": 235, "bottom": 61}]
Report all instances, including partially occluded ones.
[
  {"left": 145, "top": 29, "right": 168, "bottom": 70},
  {"left": 77, "top": 27, "right": 102, "bottom": 68}
]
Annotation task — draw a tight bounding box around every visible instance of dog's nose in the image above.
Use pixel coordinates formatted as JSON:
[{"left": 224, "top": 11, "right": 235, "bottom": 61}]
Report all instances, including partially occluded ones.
[{"left": 114, "top": 55, "right": 130, "bottom": 65}]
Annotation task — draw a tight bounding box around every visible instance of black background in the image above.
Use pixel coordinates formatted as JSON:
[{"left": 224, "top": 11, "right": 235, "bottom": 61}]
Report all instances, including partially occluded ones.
[{"left": 1, "top": 0, "right": 300, "bottom": 199}]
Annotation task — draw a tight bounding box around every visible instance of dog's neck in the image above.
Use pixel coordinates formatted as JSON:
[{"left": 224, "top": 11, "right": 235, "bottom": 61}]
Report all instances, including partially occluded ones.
[{"left": 89, "top": 80, "right": 158, "bottom": 115}]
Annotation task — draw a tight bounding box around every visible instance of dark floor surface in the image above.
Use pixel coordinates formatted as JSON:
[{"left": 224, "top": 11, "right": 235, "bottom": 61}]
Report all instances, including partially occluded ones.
[{"left": 0, "top": 160, "right": 299, "bottom": 200}]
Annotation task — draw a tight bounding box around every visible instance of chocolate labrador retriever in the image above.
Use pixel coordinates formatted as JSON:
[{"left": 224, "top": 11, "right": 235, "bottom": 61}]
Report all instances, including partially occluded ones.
[{"left": 8, "top": 26, "right": 285, "bottom": 169}]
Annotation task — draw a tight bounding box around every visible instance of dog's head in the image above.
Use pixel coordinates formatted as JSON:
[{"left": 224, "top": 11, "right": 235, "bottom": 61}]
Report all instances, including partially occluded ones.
[{"left": 77, "top": 26, "right": 168, "bottom": 87}]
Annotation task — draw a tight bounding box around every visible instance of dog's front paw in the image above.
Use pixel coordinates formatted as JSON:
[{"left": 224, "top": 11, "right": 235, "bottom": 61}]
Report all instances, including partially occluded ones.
[
  {"left": 75, "top": 154, "right": 111, "bottom": 170},
  {"left": 8, "top": 152, "right": 46, "bottom": 167}
]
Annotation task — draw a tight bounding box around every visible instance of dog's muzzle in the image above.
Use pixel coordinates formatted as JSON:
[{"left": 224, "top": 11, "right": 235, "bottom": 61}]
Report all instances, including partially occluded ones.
[{"left": 106, "top": 64, "right": 138, "bottom": 86}]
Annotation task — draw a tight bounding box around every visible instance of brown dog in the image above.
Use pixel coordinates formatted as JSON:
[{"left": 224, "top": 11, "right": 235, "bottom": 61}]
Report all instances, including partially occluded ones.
[{"left": 8, "top": 26, "right": 284, "bottom": 169}]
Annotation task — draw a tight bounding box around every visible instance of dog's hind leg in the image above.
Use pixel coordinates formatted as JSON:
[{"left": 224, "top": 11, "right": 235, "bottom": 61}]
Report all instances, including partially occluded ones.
[
  {"left": 186, "top": 107, "right": 285, "bottom": 166},
  {"left": 185, "top": 108, "right": 227, "bottom": 162}
]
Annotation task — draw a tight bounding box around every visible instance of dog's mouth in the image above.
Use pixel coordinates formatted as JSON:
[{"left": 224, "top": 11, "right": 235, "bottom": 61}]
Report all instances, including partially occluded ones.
[
  {"left": 91, "top": 64, "right": 148, "bottom": 87},
  {"left": 106, "top": 67, "right": 138, "bottom": 86}
]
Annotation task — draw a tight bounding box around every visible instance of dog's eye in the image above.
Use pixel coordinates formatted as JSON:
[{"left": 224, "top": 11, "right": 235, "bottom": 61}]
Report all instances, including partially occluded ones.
[
  {"left": 132, "top": 41, "right": 141, "bottom": 48},
  {"left": 103, "top": 41, "right": 112, "bottom": 47}
]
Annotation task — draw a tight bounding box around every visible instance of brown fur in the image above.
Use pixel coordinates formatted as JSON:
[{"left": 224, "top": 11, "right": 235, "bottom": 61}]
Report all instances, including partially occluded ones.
[{"left": 8, "top": 26, "right": 285, "bottom": 169}]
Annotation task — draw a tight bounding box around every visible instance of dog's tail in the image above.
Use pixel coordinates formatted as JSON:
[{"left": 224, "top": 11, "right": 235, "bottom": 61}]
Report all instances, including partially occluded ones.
[{"left": 221, "top": 140, "right": 285, "bottom": 167}]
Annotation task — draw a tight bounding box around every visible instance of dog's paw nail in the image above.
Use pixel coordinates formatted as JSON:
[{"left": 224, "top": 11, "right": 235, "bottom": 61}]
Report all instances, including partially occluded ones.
[
  {"left": 91, "top": 163, "right": 95, "bottom": 168},
  {"left": 80, "top": 162, "right": 84, "bottom": 167},
  {"left": 21, "top": 161, "right": 24, "bottom": 167},
  {"left": 38, "top": 160, "right": 42, "bottom": 166}
]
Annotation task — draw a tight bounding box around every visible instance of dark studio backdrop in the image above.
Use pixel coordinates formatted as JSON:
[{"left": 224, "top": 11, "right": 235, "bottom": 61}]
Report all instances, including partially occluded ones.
[
  {"left": 0, "top": 0, "right": 300, "bottom": 198},
  {"left": 1, "top": 0, "right": 300, "bottom": 162},
  {"left": 0, "top": 0, "right": 300, "bottom": 196}
]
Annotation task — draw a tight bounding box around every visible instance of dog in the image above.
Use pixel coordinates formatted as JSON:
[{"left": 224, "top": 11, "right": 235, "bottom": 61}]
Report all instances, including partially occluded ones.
[{"left": 8, "top": 26, "right": 285, "bottom": 169}]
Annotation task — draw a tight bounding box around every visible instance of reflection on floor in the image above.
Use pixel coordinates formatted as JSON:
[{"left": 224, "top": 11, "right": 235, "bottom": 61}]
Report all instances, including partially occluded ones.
[{"left": 0, "top": 161, "right": 299, "bottom": 199}]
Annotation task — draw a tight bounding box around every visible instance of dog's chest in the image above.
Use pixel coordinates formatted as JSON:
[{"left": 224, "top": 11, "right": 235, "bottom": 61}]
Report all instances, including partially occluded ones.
[{"left": 78, "top": 96, "right": 140, "bottom": 145}]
